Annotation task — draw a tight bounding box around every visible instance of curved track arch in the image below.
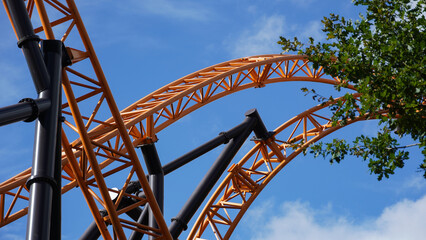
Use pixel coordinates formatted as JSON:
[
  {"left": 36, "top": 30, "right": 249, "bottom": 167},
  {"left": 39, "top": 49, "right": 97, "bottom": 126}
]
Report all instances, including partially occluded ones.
[
  {"left": 0, "top": 0, "right": 363, "bottom": 239},
  {"left": 188, "top": 93, "right": 387, "bottom": 240}
]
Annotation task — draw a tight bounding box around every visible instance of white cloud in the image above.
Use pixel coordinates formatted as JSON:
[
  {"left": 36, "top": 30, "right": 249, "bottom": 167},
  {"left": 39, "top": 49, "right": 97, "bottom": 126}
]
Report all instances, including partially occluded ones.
[
  {"left": 246, "top": 5, "right": 258, "bottom": 15},
  {"left": 224, "top": 15, "right": 324, "bottom": 58},
  {"left": 299, "top": 20, "right": 325, "bottom": 42},
  {"left": 225, "top": 15, "right": 286, "bottom": 58},
  {"left": 289, "top": 0, "right": 317, "bottom": 7},
  {"left": 400, "top": 175, "right": 426, "bottom": 192},
  {"left": 247, "top": 195, "right": 426, "bottom": 240},
  {"left": 126, "top": 0, "right": 212, "bottom": 21}
]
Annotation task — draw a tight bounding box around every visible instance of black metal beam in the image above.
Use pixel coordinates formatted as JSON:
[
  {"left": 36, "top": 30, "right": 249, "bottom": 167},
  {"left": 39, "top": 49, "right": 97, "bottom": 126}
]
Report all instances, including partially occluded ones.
[
  {"left": 246, "top": 108, "right": 272, "bottom": 141},
  {"left": 0, "top": 98, "right": 50, "bottom": 126},
  {"left": 25, "top": 40, "right": 63, "bottom": 240},
  {"left": 79, "top": 210, "right": 107, "bottom": 240},
  {"left": 79, "top": 142, "right": 165, "bottom": 240},
  {"left": 134, "top": 143, "right": 164, "bottom": 240},
  {"left": 162, "top": 118, "right": 255, "bottom": 175},
  {"left": 84, "top": 119, "right": 255, "bottom": 240},
  {"left": 4, "top": 0, "right": 50, "bottom": 93},
  {"left": 128, "top": 203, "right": 150, "bottom": 240},
  {"left": 50, "top": 105, "right": 62, "bottom": 240},
  {"left": 168, "top": 109, "right": 266, "bottom": 239}
]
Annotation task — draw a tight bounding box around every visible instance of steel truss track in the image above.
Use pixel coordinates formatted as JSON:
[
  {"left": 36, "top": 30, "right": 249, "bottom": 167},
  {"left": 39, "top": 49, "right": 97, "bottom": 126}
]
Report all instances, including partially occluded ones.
[{"left": 0, "top": 0, "right": 373, "bottom": 239}]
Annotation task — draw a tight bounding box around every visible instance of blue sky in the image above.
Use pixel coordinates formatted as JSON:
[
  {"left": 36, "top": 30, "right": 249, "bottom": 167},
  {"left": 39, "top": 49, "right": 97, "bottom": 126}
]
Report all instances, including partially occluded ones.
[{"left": 1, "top": 0, "right": 425, "bottom": 239}]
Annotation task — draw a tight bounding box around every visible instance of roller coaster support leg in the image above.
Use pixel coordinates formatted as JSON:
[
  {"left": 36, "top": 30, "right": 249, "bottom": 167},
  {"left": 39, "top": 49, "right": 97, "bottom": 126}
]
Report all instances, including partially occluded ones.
[
  {"left": 1, "top": 0, "right": 51, "bottom": 126},
  {"left": 25, "top": 39, "right": 63, "bottom": 240},
  {"left": 51, "top": 111, "right": 62, "bottom": 240},
  {"left": 169, "top": 109, "right": 268, "bottom": 239},
  {"left": 3, "top": 2, "right": 71, "bottom": 239},
  {"left": 79, "top": 210, "right": 107, "bottom": 240},
  {"left": 128, "top": 205, "right": 149, "bottom": 240},
  {"left": 139, "top": 143, "right": 164, "bottom": 240},
  {"left": 128, "top": 124, "right": 249, "bottom": 240},
  {"left": 3, "top": 0, "right": 50, "bottom": 93}
]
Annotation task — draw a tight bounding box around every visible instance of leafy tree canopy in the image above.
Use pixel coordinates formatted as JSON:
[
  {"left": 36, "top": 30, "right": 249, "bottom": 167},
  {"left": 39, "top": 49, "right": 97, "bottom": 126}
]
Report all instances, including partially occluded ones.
[{"left": 278, "top": 0, "right": 425, "bottom": 180}]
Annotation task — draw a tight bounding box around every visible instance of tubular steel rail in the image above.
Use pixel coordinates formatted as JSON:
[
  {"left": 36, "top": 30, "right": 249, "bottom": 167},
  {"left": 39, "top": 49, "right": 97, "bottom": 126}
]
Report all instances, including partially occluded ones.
[{"left": 0, "top": 0, "right": 372, "bottom": 239}]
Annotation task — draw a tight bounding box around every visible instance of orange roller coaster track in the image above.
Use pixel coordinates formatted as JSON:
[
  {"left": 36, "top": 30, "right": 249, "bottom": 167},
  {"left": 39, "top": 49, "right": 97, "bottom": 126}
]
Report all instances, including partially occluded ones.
[{"left": 0, "top": 0, "right": 375, "bottom": 239}]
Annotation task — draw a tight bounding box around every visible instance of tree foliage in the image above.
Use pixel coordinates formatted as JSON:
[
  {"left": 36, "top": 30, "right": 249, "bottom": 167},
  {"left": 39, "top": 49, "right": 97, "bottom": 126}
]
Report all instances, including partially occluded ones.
[{"left": 278, "top": 0, "right": 426, "bottom": 179}]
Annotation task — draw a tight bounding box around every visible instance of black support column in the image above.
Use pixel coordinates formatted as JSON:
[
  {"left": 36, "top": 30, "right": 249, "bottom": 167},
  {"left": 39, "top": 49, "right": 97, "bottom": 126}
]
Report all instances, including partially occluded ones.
[
  {"left": 25, "top": 40, "right": 63, "bottom": 240},
  {"left": 4, "top": 0, "right": 50, "bottom": 93},
  {"left": 168, "top": 109, "right": 267, "bottom": 239},
  {"left": 128, "top": 143, "right": 164, "bottom": 240},
  {"left": 4, "top": 1, "right": 65, "bottom": 240}
]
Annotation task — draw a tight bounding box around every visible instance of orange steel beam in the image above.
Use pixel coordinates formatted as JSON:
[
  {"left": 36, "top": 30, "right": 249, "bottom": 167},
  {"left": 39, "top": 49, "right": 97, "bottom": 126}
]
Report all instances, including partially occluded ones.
[{"left": 34, "top": 0, "right": 54, "bottom": 39}]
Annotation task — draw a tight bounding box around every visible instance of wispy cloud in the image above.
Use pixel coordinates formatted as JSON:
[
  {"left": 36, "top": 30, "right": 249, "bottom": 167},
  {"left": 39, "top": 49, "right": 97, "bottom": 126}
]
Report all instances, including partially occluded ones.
[
  {"left": 246, "top": 195, "right": 426, "bottom": 240},
  {"left": 299, "top": 20, "right": 325, "bottom": 42},
  {"left": 288, "top": 0, "right": 317, "bottom": 7},
  {"left": 126, "top": 0, "right": 212, "bottom": 21},
  {"left": 225, "top": 15, "right": 286, "bottom": 58},
  {"left": 399, "top": 175, "right": 426, "bottom": 192},
  {"left": 224, "top": 15, "right": 326, "bottom": 59}
]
